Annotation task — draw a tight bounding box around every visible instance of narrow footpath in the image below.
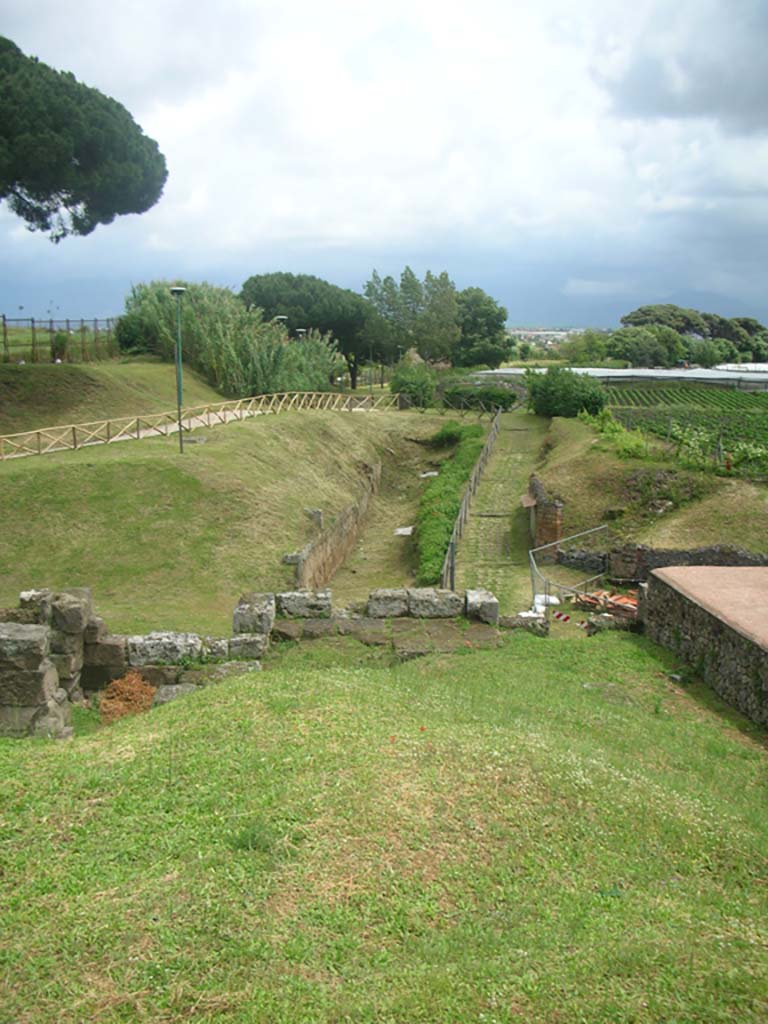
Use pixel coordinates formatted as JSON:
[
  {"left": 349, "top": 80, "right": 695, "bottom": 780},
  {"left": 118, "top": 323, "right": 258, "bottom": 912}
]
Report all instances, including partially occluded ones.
[{"left": 454, "top": 409, "right": 549, "bottom": 615}]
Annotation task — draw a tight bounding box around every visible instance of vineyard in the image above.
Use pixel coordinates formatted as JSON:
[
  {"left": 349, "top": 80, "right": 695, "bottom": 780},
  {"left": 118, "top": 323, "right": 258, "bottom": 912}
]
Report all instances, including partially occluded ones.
[
  {"left": 605, "top": 385, "right": 768, "bottom": 474},
  {"left": 606, "top": 384, "right": 768, "bottom": 411}
]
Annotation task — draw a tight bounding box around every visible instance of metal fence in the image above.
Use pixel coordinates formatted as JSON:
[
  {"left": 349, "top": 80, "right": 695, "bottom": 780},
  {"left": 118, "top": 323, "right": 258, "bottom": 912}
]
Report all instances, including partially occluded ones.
[
  {"left": 0, "top": 389, "right": 400, "bottom": 461},
  {"left": 2, "top": 316, "right": 119, "bottom": 363},
  {"left": 440, "top": 408, "right": 502, "bottom": 589}
]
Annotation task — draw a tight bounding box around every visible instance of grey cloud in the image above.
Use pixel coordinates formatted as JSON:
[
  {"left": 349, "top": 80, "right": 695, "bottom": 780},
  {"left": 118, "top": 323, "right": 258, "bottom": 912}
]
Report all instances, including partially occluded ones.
[{"left": 600, "top": 1, "right": 768, "bottom": 135}]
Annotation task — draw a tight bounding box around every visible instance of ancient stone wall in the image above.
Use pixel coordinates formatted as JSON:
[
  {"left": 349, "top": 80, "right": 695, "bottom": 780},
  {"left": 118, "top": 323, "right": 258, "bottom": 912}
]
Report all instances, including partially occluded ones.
[
  {"left": 528, "top": 475, "right": 564, "bottom": 559},
  {"left": 288, "top": 462, "right": 381, "bottom": 590},
  {"left": 610, "top": 544, "right": 768, "bottom": 582},
  {"left": 642, "top": 573, "right": 768, "bottom": 727}
]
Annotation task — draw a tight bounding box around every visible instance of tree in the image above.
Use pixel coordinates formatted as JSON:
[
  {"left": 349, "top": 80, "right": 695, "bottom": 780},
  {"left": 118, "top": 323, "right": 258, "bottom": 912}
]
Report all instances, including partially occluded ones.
[
  {"left": 0, "top": 37, "right": 167, "bottom": 240},
  {"left": 525, "top": 367, "right": 607, "bottom": 418},
  {"left": 454, "top": 287, "right": 509, "bottom": 367},
  {"left": 621, "top": 304, "right": 707, "bottom": 337},
  {"left": 240, "top": 272, "right": 380, "bottom": 388},
  {"left": 363, "top": 266, "right": 461, "bottom": 364},
  {"left": 559, "top": 329, "right": 609, "bottom": 366}
]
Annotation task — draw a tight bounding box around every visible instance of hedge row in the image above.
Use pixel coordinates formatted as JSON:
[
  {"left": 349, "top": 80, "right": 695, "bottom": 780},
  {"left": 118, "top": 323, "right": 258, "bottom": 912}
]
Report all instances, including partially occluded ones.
[{"left": 414, "top": 421, "right": 485, "bottom": 585}]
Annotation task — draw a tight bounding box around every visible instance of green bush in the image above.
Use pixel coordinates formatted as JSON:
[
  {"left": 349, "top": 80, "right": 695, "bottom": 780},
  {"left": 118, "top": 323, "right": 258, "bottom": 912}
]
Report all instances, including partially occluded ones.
[
  {"left": 415, "top": 422, "right": 485, "bottom": 584},
  {"left": 525, "top": 367, "right": 606, "bottom": 417},
  {"left": 116, "top": 281, "right": 337, "bottom": 397},
  {"left": 442, "top": 383, "right": 518, "bottom": 411},
  {"left": 50, "top": 331, "right": 68, "bottom": 361},
  {"left": 389, "top": 364, "right": 435, "bottom": 407}
]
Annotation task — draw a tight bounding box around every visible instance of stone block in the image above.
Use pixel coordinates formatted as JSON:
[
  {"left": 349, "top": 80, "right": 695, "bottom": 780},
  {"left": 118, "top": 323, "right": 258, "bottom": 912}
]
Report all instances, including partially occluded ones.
[
  {"left": 367, "top": 588, "right": 409, "bottom": 618},
  {"left": 84, "top": 616, "right": 108, "bottom": 644},
  {"left": 302, "top": 619, "right": 339, "bottom": 639},
  {"left": 153, "top": 683, "right": 200, "bottom": 707},
  {"left": 80, "top": 665, "right": 128, "bottom": 692},
  {"left": 137, "top": 665, "right": 181, "bottom": 687},
  {"left": 50, "top": 631, "right": 84, "bottom": 656},
  {"left": 465, "top": 588, "right": 500, "bottom": 625},
  {"left": 271, "top": 620, "right": 304, "bottom": 642},
  {"left": 0, "top": 704, "right": 43, "bottom": 737},
  {"left": 51, "top": 592, "right": 91, "bottom": 634},
  {"left": 84, "top": 636, "right": 128, "bottom": 668},
  {"left": 277, "top": 590, "right": 332, "bottom": 618},
  {"left": 229, "top": 634, "right": 268, "bottom": 660},
  {"left": 0, "top": 658, "right": 59, "bottom": 704},
  {"left": 407, "top": 588, "right": 464, "bottom": 618},
  {"left": 50, "top": 653, "right": 82, "bottom": 680},
  {"left": 32, "top": 694, "right": 72, "bottom": 739},
  {"left": 233, "top": 593, "right": 276, "bottom": 635},
  {"left": 127, "top": 632, "right": 203, "bottom": 667},
  {"left": 338, "top": 618, "right": 390, "bottom": 646},
  {"left": 0, "top": 623, "right": 50, "bottom": 669},
  {"left": 203, "top": 637, "right": 230, "bottom": 659},
  {"left": 0, "top": 608, "right": 39, "bottom": 625},
  {"left": 19, "top": 589, "right": 53, "bottom": 624}
]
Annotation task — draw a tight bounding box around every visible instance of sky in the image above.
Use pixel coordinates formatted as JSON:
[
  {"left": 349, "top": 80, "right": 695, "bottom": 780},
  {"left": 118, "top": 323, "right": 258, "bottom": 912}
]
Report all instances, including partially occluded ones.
[{"left": 1, "top": 0, "right": 767, "bottom": 327}]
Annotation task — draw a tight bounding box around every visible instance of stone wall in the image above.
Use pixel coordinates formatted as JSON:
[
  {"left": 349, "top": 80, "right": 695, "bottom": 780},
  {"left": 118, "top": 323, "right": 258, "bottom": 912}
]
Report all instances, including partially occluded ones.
[
  {"left": 285, "top": 462, "right": 381, "bottom": 590},
  {"left": 528, "top": 475, "right": 564, "bottom": 559},
  {"left": 642, "top": 573, "right": 768, "bottom": 727},
  {"left": 610, "top": 544, "right": 768, "bottom": 582}
]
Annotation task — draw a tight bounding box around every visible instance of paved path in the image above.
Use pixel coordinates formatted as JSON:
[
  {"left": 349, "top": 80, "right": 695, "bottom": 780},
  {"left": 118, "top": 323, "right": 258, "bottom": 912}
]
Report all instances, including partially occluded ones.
[{"left": 454, "top": 410, "right": 549, "bottom": 615}]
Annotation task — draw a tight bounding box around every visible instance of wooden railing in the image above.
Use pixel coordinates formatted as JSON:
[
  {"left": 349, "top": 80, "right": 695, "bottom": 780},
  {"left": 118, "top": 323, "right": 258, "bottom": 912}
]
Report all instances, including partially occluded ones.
[
  {"left": 0, "top": 390, "right": 400, "bottom": 461},
  {"left": 440, "top": 408, "right": 502, "bottom": 590}
]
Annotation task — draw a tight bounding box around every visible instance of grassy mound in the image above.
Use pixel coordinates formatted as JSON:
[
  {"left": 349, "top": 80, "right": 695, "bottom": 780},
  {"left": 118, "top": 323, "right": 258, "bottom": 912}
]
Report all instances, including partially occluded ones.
[
  {"left": 536, "top": 417, "right": 768, "bottom": 550},
  {"left": 2, "top": 633, "right": 766, "bottom": 1022},
  {"left": 0, "top": 360, "right": 222, "bottom": 435},
  {"left": 0, "top": 410, "right": 446, "bottom": 634}
]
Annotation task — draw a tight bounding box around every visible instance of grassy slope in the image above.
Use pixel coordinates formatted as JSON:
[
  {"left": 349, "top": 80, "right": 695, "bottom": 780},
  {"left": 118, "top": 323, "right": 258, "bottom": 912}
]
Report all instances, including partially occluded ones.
[
  {"left": 0, "top": 410, "right": 447, "bottom": 634},
  {"left": 538, "top": 418, "right": 768, "bottom": 551},
  {"left": 0, "top": 360, "right": 222, "bottom": 435},
  {"left": 1, "top": 633, "right": 766, "bottom": 1023}
]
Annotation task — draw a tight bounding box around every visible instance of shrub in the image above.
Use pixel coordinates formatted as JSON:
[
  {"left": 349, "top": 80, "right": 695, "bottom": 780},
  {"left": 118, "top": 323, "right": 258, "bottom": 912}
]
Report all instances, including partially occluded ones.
[
  {"left": 525, "top": 367, "right": 606, "bottom": 417},
  {"left": 51, "top": 331, "right": 68, "bottom": 361},
  {"left": 442, "top": 383, "right": 518, "bottom": 412},
  {"left": 389, "top": 363, "right": 435, "bottom": 407},
  {"left": 415, "top": 422, "right": 485, "bottom": 584}
]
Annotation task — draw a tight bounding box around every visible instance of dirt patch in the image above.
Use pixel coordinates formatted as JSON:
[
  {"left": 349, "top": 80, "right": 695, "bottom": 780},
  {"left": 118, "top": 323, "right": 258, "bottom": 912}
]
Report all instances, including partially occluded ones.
[{"left": 99, "top": 671, "right": 156, "bottom": 724}]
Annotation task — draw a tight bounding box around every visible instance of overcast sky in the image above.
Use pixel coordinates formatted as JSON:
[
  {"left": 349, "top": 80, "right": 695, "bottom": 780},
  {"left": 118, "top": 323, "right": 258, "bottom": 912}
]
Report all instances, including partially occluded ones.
[{"left": 1, "top": 0, "right": 767, "bottom": 326}]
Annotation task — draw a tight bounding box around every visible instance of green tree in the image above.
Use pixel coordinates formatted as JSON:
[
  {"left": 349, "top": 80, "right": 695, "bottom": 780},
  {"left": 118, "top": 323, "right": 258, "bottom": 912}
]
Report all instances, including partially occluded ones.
[
  {"left": 559, "top": 329, "right": 609, "bottom": 366},
  {"left": 363, "top": 266, "right": 461, "bottom": 363},
  {"left": 454, "top": 287, "right": 509, "bottom": 367},
  {"left": 414, "top": 271, "right": 461, "bottom": 362},
  {"left": 525, "top": 367, "right": 607, "bottom": 418},
  {"left": 620, "top": 304, "right": 707, "bottom": 337},
  {"left": 0, "top": 36, "right": 167, "bottom": 240},
  {"left": 240, "top": 272, "right": 381, "bottom": 388}
]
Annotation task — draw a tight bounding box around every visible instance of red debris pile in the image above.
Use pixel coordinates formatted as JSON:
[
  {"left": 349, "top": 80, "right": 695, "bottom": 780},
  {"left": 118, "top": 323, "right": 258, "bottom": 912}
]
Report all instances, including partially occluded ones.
[
  {"left": 573, "top": 589, "right": 638, "bottom": 619},
  {"left": 99, "top": 671, "right": 156, "bottom": 724}
]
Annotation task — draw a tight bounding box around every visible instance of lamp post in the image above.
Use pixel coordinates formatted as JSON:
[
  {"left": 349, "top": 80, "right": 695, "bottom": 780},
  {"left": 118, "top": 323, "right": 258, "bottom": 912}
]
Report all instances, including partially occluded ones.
[{"left": 170, "top": 286, "right": 186, "bottom": 453}]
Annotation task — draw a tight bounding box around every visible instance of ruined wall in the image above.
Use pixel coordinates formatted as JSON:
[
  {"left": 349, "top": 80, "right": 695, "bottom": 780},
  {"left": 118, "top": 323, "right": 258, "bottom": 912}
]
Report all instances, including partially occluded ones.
[
  {"left": 643, "top": 573, "right": 768, "bottom": 727},
  {"left": 528, "top": 475, "right": 564, "bottom": 560},
  {"left": 610, "top": 544, "right": 768, "bottom": 582},
  {"left": 292, "top": 462, "right": 381, "bottom": 589}
]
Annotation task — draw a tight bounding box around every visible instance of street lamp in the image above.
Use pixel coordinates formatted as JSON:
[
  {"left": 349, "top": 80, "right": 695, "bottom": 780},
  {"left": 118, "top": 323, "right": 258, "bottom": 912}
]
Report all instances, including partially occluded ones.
[
  {"left": 296, "top": 327, "right": 307, "bottom": 338},
  {"left": 170, "top": 286, "right": 186, "bottom": 453}
]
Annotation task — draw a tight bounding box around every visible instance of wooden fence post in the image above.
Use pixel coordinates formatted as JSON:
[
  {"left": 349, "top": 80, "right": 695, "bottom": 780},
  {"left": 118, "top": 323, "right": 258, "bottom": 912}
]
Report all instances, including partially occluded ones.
[
  {"left": 2, "top": 314, "right": 8, "bottom": 362},
  {"left": 31, "top": 318, "right": 38, "bottom": 363}
]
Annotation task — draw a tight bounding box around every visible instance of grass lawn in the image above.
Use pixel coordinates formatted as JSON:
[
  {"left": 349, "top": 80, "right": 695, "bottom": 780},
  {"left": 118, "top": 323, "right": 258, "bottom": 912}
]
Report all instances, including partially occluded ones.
[
  {"left": 0, "top": 409, "right": 449, "bottom": 635},
  {"left": 1, "top": 632, "right": 766, "bottom": 1022},
  {"left": 0, "top": 360, "right": 223, "bottom": 435}
]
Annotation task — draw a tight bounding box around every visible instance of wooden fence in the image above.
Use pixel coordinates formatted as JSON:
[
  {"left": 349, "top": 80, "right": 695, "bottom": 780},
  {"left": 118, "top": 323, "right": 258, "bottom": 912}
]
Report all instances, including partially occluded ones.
[
  {"left": 2, "top": 316, "right": 118, "bottom": 363},
  {"left": 0, "top": 390, "right": 400, "bottom": 461},
  {"left": 440, "top": 408, "right": 502, "bottom": 590}
]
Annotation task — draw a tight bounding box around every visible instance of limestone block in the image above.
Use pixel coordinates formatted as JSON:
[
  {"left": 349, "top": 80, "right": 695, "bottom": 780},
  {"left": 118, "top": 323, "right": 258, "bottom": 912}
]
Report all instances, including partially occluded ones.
[
  {"left": 50, "top": 631, "right": 84, "bottom": 656},
  {"left": 84, "top": 616, "right": 108, "bottom": 644},
  {"left": 367, "top": 588, "right": 409, "bottom": 618},
  {"left": 203, "top": 637, "right": 230, "bottom": 659},
  {"left": 0, "top": 658, "right": 59, "bottom": 704},
  {"left": 465, "top": 588, "right": 500, "bottom": 625},
  {"left": 51, "top": 592, "right": 91, "bottom": 634},
  {"left": 138, "top": 665, "right": 181, "bottom": 687},
  {"left": 153, "top": 683, "right": 200, "bottom": 707},
  {"left": 277, "top": 590, "right": 332, "bottom": 618},
  {"left": 84, "top": 636, "right": 128, "bottom": 668},
  {"left": 302, "top": 619, "right": 339, "bottom": 639},
  {"left": 0, "top": 623, "right": 51, "bottom": 669},
  {"left": 127, "top": 632, "right": 203, "bottom": 667},
  {"left": 178, "top": 661, "right": 261, "bottom": 687},
  {"left": 233, "top": 593, "right": 276, "bottom": 635},
  {"left": 32, "top": 694, "right": 72, "bottom": 739},
  {"left": 271, "top": 620, "right": 303, "bottom": 641},
  {"left": 50, "top": 653, "right": 82, "bottom": 680},
  {"left": 19, "top": 589, "right": 53, "bottom": 624},
  {"left": 229, "top": 634, "right": 267, "bottom": 660},
  {"left": 407, "top": 588, "right": 464, "bottom": 619},
  {"left": 0, "top": 704, "right": 42, "bottom": 737}
]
